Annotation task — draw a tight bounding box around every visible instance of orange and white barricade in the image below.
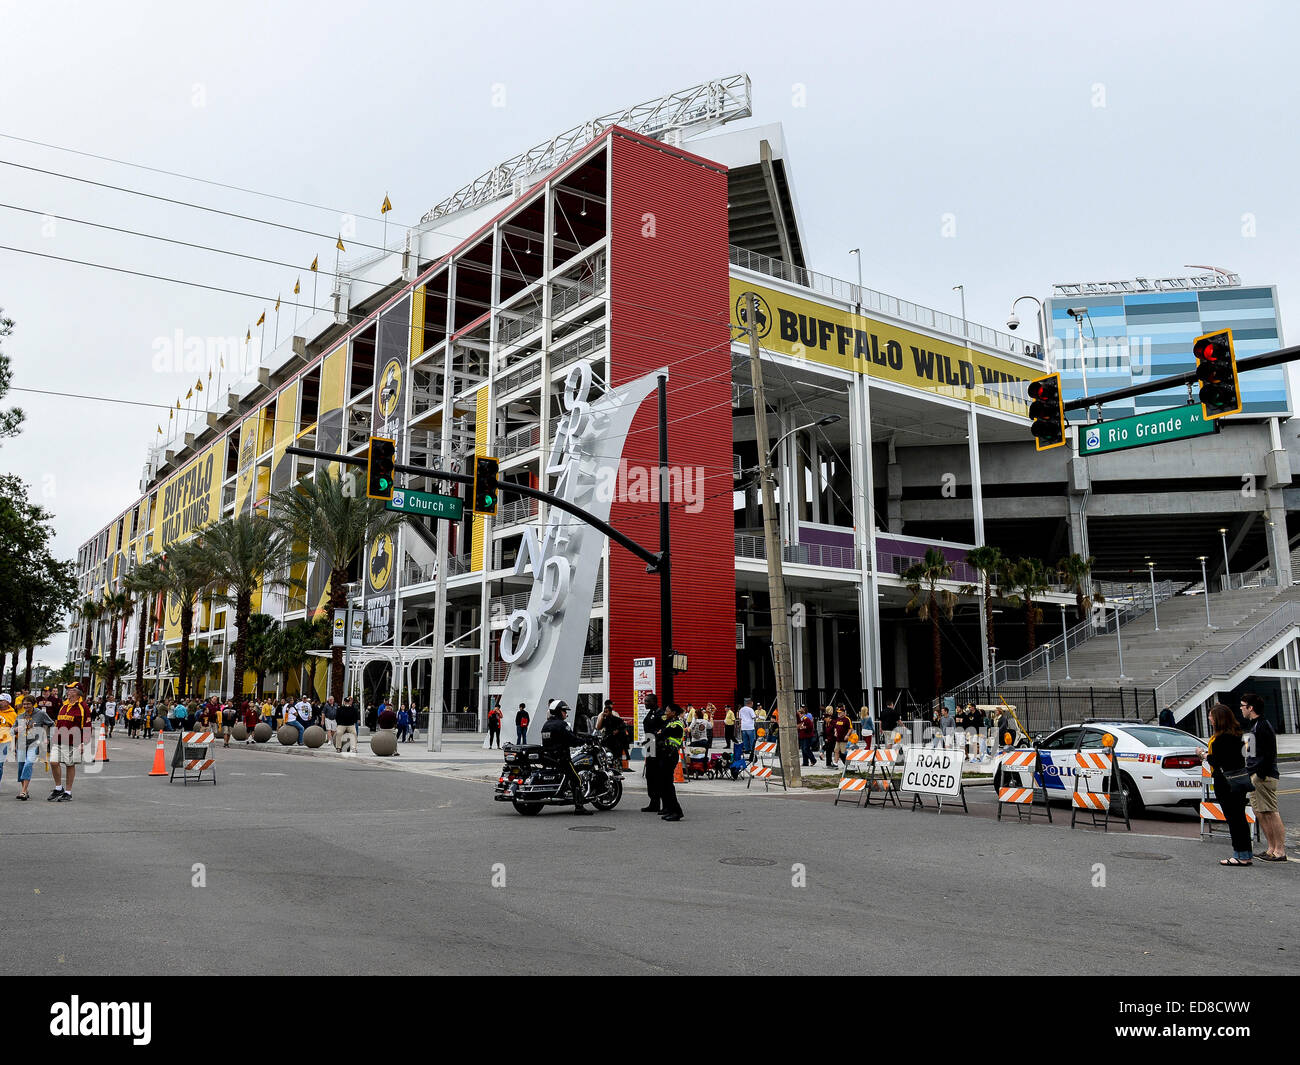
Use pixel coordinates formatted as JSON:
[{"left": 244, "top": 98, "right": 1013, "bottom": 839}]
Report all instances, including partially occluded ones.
[
  {"left": 1069, "top": 749, "right": 1129, "bottom": 831},
  {"left": 863, "top": 746, "right": 901, "bottom": 808},
  {"left": 833, "top": 747, "right": 874, "bottom": 807},
  {"left": 745, "top": 741, "right": 786, "bottom": 791},
  {"left": 170, "top": 731, "right": 217, "bottom": 786},
  {"left": 996, "top": 748, "right": 1052, "bottom": 824},
  {"left": 1198, "top": 762, "right": 1259, "bottom": 843}
]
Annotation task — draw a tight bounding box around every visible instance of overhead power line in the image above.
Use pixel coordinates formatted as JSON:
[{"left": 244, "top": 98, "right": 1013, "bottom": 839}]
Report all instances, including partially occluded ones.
[{"left": 0, "top": 130, "right": 406, "bottom": 226}]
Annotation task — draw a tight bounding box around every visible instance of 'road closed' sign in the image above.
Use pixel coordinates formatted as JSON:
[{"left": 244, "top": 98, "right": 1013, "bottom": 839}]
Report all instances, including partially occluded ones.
[{"left": 901, "top": 747, "right": 963, "bottom": 796}]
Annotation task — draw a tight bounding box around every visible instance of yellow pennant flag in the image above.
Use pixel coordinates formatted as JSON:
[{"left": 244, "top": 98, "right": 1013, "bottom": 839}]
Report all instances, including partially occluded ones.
[
  {"left": 220, "top": 355, "right": 226, "bottom": 369},
  {"left": 256, "top": 311, "right": 265, "bottom": 326},
  {"left": 175, "top": 400, "right": 181, "bottom": 410},
  {"left": 185, "top": 387, "right": 193, "bottom": 400},
  {"left": 293, "top": 278, "right": 300, "bottom": 295},
  {"left": 310, "top": 255, "right": 318, "bottom": 272},
  {"left": 157, "top": 425, "right": 163, "bottom": 434},
  {"left": 195, "top": 377, "right": 203, "bottom": 393},
  {"left": 381, "top": 194, "right": 392, "bottom": 215},
  {"left": 244, "top": 330, "right": 250, "bottom": 344},
  {"left": 274, "top": 295, "right": 280, "bottom": 313},
  {"left": 169, "top": 409, "right": 174, "bottom": 421},
  {"left": 208, "top": 368, "right": 213, "bottom": 381},
  {"left": 335, "top": 236, "right": 346, "bottom": 252}
]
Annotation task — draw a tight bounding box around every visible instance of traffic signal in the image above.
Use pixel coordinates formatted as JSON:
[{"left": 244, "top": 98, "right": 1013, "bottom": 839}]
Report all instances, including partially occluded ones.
[
  {"left": 366, "top": 436, "right": 396, "bottom": 500},
  {"left": 472, "top": 455, "right": 499, "bottom": 516},
  {"left": 1027, "top": 372, "right": 1066, "bottom": 450},
  {"left": 1194, "top": 329, "right": 1242, "bottom": 419}
]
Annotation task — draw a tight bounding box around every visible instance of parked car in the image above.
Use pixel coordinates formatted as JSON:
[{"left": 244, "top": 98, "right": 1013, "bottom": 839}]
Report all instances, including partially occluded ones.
[{"left": 993, "top": 721, "right": 1206, "bottom": 814}]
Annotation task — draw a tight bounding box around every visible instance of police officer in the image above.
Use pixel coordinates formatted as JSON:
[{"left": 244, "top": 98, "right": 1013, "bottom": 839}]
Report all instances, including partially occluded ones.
[
  {"left": 541, "top": 700, "right": 593, "bottom": 816},
  {"left": 641, "top": 693, "right": 664, "bottom": 813},
  {"left": 657, "top": 703, "right": 685, "bottom": 822}
]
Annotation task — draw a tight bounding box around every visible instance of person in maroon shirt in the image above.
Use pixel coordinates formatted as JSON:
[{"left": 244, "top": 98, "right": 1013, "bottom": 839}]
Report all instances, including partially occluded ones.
[{"left": 50, "top": 682, "right": 92, "bottom": 802}]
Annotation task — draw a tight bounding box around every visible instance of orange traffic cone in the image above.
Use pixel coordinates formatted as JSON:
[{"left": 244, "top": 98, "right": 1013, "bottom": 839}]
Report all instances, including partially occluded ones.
[
  {"left": 148, "top": 735, "right": 168, "bottom": 777},
  {"left": 674, "top": 749, "right": 685, "bottom": 784},
  {"left": 621, "top": 752, "right": 630, "bottom": 770},
  {"left": 95, "top": 724, "right": 109, "bottom": 764}
]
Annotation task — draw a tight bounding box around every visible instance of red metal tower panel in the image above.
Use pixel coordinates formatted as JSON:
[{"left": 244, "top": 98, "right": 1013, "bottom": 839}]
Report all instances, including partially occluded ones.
[{"left": 606, "top": 129, "right": 736, "bottom": 715}]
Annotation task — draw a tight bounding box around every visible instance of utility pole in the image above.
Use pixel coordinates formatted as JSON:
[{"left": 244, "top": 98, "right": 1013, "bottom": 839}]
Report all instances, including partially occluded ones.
[{"left": 743, "top": 292, "right": 801, "bottom": 787}]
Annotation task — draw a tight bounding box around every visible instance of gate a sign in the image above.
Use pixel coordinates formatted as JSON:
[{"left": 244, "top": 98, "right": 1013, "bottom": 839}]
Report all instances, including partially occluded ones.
[{"left": 499, "top": 362, "right": 663, "bottom": 743}]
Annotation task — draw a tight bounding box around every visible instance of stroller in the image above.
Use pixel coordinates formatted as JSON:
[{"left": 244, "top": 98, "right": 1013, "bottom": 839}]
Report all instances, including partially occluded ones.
[
  {"left": 683, "top": 746, "right": 711, "bottom": 780},
  {"left": 708, "top": 752, "right": 730, "bottom": 777}
]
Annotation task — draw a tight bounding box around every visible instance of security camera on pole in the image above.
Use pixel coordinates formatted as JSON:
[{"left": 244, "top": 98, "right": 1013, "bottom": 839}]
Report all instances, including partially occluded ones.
[{"left": 741, "top": 291, "right": 801, "bottom": 788}]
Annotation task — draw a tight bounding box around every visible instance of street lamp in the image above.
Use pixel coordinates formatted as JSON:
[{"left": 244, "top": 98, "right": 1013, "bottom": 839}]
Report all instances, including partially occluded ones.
[
  {"left": 1219, "top": 527, "right": 1231, "bottom": 591},
  {"left": 1060, "top": 603, "right": 1070, "bottom": 679},
  {"left": 953, "top": 284, "right": 968, "bottom": 341},
  {"left": 765, "top": 413, "right": 842, "bottom": 469},
  {"left": 849, "top": 249, "right": 862, "bottom": 308},
  {"left": 1114, "top": 603, "right": 1127, "bottom": 680},
  {"left": 1147, "top": 561, "right": 1159, "bottom": 631},
  {"left": 1198, "top": 556, "right": 1214, "bottom": 628},
  {"left": 1007, "top": 295, "right": 1049, "bottom": 364}
]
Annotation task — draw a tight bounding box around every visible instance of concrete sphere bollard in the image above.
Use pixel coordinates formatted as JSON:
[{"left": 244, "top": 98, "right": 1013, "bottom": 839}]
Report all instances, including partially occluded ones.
[
  {"left": 277, "top": 724, "right": 300, "bottom": 746},
  {"left": 369, "top": 729, "right": 398, "bottom": 757},
  {"left": 231, "top": 723, "right": 248, "bottom": 742},
  {"left": 253, "top": 722, "right": 272, "bottom": 743},
  {"left": 303, "top": 724, "right": 326, "bottom": 749}
]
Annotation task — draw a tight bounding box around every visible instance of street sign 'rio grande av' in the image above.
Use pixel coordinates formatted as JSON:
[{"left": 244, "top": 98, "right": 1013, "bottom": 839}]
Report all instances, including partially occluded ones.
[{"left": 1078, "top": 404, "right": 1219, "bottom": 457}]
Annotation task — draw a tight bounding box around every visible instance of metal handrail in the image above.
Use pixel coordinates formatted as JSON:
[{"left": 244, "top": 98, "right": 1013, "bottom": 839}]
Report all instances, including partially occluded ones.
[
  {"left": 949, "top": 580, "right": 1177, "bottom": 695},
  {"left": 734, "top": 533, "right": 857, "bottom": 570},
  {"left": 1154, "top": 601, "right": 1300, "bottom": 706},
  {"left": 729, "top": 245, "right": 1039, "bottom": 360}
]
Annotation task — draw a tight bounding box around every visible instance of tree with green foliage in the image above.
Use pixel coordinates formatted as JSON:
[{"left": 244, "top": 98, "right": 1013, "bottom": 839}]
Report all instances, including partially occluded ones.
[
  {"left": 963, "top": 544, "right": 1005, "bottom": 680},
  {"left": 1057, "top": 553, "right": 1103, "bottom": 621},
  {"left": 124, "top": 556, "right": 167, "bottom": 700},
  {"left": 157, "top": 538, "right": 215, "bottom": 698},
  {"left": 196, "top": 515, "right": 298, "bottom": 701},
  {"left": 904, "top": 547, "right": 957, "bottom": 698},
  {"left": 1004, "top": 557, "right": 1053, "bottom": 652},
  {"left": 271, "top": 470, "right": 406, "bottom": 702},
  {"left": 0, "top": 309, "right": 24, "bottom": 442},
  {"left": 243, "top": 612, "right": 279, "bottom": 698}
]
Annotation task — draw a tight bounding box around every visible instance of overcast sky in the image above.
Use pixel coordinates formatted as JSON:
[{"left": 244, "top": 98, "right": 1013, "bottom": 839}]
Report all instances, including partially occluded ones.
[{"left": 3, "top": 0, "right": 1298, "bottom": 664}]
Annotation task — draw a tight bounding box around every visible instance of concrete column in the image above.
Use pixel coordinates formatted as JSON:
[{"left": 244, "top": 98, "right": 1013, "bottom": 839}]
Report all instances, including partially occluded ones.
[
  {"left": 1266, "top": 418, "right": 1293, "bottom": 586},
  {"left": 808, "top": 433, "right": 822, "bottom": 524},
  {"left": 893, "top": 626, "right": 909, "bottom": 688},
  {"left": 815, "top": 614, "right": 828, "bottom": 692},
  {"left": 968, "top": 406, "right": 989, "bottom": 680},
  {"left": 887, "top": 461, "right": 903, "bottom": 533}
]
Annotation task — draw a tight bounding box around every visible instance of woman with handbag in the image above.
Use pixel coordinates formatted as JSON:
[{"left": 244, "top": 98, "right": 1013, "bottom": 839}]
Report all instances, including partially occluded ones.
[{"left": 1206, "top": 703, "right": 1253, "bottom": 867}]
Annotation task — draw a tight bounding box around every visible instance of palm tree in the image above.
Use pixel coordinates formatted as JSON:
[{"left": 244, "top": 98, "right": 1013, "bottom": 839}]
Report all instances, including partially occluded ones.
[
  {"left": 271, "top": 470, "right": 407, "bottom": 701},
  {"left": 1005, "top": 557, "right": 1052, "bottom": 652},
  {"left": 158, "top": 539, "right": 215, "bottom": 698},
  {"left": 904, "top": 547, "right": 957, "bottom": 698},
  {"left": 78, "top": 598, "right": 102, "bottom": 690},
  {"left": 196, "top": 515, "right": 298, "bottom": 702},
  {"left": 186, "top": 642, "right": 217, "bottom": 697},
  {"left": 963, "top": 545, "right": 1005, "bottom": 681},
  {"left": 1058, "top": 553, "right": 1103, "bottom": 622},
  {"left": 100, "top": 588, "right": 132, "bottom": 699},
  {"left": 124, "top": 556, "right": 167, "bottom": 700},
  {"left": 243, "top": 612, "right": 279, "bottom": 699}
]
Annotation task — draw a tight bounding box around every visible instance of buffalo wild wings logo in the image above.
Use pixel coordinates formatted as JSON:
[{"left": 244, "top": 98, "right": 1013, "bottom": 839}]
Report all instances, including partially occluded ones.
[{"left": 368, "top": 533, "right": 393, "bottom": 592}]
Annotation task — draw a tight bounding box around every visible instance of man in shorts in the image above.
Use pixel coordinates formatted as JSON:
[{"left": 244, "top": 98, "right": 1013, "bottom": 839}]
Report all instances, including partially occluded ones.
[
  {"left": 1240, "top": 692, "right": 1287, "bottom": 862},
  {"left": 49, "top": 682, "right": 93, "bottom": 802}
]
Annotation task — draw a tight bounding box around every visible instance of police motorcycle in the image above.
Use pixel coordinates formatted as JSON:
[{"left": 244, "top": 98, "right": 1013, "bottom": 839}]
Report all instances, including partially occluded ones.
[{"left": 494, "top": 716, "right": 624, "bottom": 816}]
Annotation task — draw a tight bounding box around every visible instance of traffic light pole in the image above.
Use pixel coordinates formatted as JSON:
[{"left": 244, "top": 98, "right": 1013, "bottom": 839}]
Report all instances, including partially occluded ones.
[
  {"left": 1059, "top": 342, "right": 1300, "bottom": 415},
  {"left": 286, "top": 447, "right": 664, "bottom": 571}
]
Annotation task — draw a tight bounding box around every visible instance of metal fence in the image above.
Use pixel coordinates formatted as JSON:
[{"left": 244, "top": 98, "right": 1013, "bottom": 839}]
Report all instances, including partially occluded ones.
[
  {"left": 949, "top": 686, "right": 1157, "bottom": 736},
  {"left": 1154, "top": 600, "right": 1300, "bottom": 707}
]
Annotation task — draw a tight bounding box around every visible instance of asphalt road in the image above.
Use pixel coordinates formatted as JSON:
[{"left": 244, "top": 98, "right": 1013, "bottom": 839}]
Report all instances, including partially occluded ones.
[{"left": 4, "top": 734, "right": 1297, "bottom": 975}]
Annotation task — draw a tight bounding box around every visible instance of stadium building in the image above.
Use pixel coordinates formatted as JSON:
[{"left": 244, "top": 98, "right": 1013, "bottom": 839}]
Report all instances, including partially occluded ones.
[{"left": 70, "top": 75, "right": 1300, "bottom": 733}]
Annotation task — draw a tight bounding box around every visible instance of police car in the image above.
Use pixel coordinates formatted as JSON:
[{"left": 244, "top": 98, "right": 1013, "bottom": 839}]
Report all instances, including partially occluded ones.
[{"left": 993, "top": 721, "right": 1207, "bottom": 814}]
